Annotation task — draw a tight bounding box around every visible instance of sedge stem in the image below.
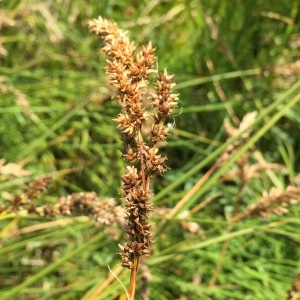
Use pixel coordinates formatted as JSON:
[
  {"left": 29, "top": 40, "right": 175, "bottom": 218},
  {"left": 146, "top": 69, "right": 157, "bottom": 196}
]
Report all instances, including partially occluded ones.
[{"left": 128, "top": 255, "right": 139, "bottom": 300}]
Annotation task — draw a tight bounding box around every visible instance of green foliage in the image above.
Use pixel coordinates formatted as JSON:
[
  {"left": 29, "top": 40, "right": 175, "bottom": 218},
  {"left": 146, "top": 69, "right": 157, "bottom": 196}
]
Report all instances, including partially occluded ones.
[{"left": 1, "top": 0, "right": 300, "bottom": 299}]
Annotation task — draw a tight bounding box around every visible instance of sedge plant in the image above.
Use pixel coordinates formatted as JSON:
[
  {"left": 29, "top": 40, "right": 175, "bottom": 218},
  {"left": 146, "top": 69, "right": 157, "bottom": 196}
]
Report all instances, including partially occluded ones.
[{"left": 88, "top": 17, "right": 178, "bottom": 299}]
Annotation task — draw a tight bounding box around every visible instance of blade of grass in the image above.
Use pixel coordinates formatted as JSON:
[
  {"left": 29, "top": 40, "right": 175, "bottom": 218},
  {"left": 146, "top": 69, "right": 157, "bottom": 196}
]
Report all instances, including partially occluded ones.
[
  {"left": 0, "top": 231, "right": 105, "bottom": 299},
  {"left": 16, "top": 97, "right": 92, "bottom": 159},
  {"left": 176, "top": 82, "right": 300, "bottom": 214},
  {"left": 175, "top": 69, "right": 261, "bottom": 90}
]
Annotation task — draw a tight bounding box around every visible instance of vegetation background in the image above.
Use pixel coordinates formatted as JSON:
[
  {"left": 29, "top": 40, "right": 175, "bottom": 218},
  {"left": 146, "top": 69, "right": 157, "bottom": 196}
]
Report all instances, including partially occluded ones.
[{"left": 1, "top": 0, "right": 300, "bottom": 299}]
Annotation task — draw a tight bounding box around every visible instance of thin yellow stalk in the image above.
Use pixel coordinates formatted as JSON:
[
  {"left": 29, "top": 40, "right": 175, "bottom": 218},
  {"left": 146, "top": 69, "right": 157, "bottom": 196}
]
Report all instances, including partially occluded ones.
[{"left": 128, "top": 255, "right": 139, "bottom": 300}]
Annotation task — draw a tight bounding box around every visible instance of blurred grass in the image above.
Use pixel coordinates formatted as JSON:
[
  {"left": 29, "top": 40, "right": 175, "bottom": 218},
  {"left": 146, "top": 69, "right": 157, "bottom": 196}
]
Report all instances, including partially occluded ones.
[{"left": 1, "top": 0, "right": 300, "bottom": 299}]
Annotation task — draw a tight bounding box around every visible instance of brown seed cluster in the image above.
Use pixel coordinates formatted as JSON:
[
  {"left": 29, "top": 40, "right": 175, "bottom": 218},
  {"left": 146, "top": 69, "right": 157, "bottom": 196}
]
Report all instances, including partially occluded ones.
[
  {"left": 89, "top": 17, "right": 178, "bottom": 269},
  {"left": 232, "top": 186, "right": 300, "bottom": 222},
  {"left": 1, "top": 176, "right": 123, "bottom": 228},
  {"left": 26, "top": 176, "right": 52, "bottom": 200},
  {"left": 9, "top": 176, "right": 52, "bottom": 211},
  {"left": 286, "top": 273, "right": 299, "bottom": 300},
  {"left": 40, "top": 192, "right": 123, "bottom": 227}
]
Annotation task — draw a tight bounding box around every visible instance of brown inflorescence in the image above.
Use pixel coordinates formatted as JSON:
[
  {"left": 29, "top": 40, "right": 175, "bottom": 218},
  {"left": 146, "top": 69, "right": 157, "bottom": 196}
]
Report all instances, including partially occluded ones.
[
  {"left": 232, "top": 186, "right": 300, "bottom": 222},
  {"left": 10, "top": 176, "right": 52, "bottom": 211},
  {"left": 286, "top": 273, "right": 299, "bottom": 300},
  {"left": 89, "top": 17, "right": 178, "bottom": 269},
  {"left": 26, "top": 176, "right": 52, "bottom": 200},
  {"left": 1, "top": 177, "right": 124, "bottom": 229},
  {"left": 46, "top": 192, "right": 123, "bottom": 228}
]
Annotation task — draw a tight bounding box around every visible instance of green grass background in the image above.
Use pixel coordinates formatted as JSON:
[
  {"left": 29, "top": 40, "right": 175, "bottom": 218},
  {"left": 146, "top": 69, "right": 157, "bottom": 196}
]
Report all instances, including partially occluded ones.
[{"left": 1, "top": 0, "right": 300, "bottom": 299}]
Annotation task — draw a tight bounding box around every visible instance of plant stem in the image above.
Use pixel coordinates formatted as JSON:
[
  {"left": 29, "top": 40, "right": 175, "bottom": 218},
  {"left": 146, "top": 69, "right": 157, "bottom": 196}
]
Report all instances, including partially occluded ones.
[{"left": 128, "top": 255, "right": 139, "bottom": 300}]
